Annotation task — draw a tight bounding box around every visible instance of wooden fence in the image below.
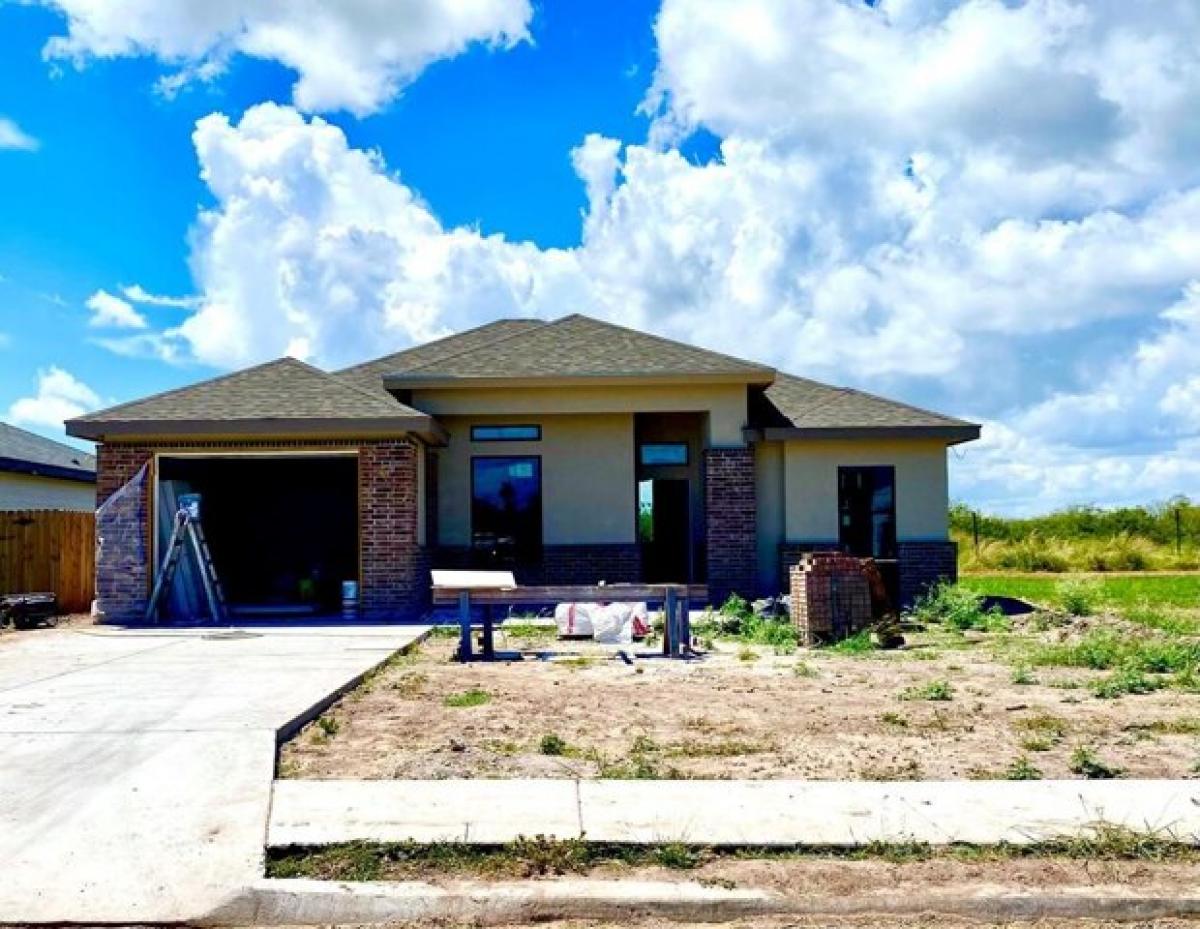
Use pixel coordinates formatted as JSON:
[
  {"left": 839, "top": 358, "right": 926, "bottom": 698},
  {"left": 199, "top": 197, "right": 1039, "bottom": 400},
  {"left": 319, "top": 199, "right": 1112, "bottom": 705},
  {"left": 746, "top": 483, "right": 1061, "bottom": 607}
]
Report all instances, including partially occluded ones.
[{"left": 0, "top": 510, "right": 95, "bottom": 613}]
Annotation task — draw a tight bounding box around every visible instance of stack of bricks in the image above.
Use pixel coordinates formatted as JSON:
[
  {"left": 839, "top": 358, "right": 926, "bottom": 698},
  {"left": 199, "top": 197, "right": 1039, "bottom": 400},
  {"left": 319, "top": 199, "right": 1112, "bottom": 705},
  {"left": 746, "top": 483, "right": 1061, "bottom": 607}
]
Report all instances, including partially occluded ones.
[{"left": 789, "top": 552, "right": 873, "bottom": 645}]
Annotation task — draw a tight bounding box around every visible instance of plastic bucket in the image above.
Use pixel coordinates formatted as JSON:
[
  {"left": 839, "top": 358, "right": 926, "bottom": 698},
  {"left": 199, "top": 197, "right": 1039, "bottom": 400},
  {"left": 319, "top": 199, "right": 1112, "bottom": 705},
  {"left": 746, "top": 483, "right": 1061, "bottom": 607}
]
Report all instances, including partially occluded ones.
[{"left": 341, "top": 580, "right": 359, "bottom": 616}]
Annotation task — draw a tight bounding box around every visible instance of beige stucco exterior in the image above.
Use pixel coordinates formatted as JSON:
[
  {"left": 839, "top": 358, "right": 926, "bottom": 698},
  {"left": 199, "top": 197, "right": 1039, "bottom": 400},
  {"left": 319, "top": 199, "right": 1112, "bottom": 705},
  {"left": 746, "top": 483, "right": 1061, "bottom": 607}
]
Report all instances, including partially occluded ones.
[
  {"left": 412, "top": 383, "right": 749, "bottom": 447},
  {"left": 435, "top": 413, "right": 636, "bottom": 546},
  {"left": 781, "top": 437, "right": 950, "bottom": 542},
  {"left": 750, "top": 436, "right": 951, "bottom": 592},
  {"left": 0, "top": 472, "right": 95, "bottom": 511}
]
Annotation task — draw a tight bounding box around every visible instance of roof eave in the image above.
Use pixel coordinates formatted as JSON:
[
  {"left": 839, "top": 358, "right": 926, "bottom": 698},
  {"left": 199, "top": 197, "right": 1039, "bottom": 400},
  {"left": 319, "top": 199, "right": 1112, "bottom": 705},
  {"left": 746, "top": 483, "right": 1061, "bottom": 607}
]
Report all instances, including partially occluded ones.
[
  {"left": 746, "top": 424, "right": 982, "bottom": 445},
  {"left": 66, "top": 415, "right": 443, "bottom": 444},
  {"left": 384, "top": 371, "right": 777, "bottom": 391},
  {"left": 0, "top": 456, "right": 96, "bottom": 483}
]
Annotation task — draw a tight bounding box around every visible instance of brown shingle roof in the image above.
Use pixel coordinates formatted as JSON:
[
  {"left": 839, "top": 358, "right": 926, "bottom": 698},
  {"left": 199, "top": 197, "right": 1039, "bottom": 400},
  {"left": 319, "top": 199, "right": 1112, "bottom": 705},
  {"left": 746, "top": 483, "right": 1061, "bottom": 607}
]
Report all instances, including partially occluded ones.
[
  {"left": 753, "top": 373, "right": 979, "bottom": 442},
  {"left": 66, "top": 357, "right": 436, "bottom": 441},
  {"left": 336, "top": 318, "right": 546, "bottom": 397},
  {"left": 384, "top": 314, "right": 775, "bottom": 386}
]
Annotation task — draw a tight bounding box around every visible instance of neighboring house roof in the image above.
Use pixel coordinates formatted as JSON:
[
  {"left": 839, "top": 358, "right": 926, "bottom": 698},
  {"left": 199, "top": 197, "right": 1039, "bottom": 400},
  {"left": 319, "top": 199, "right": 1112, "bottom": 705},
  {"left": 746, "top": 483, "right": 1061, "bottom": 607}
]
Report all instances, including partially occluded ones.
[
  {"left": 0, "top": 422, "right": 96, "bottom": 483},
  {"left": 382, "top": 314, "right": 776, "bottom": 389},
  {"left": 751, "top": 373, "right": 980, "bottom": 444},
  {"left": 66, "top": 357, "right": 442, "bottom": 442},
  {"left": 335, "top": 318, "right": 545, "bottom": 397}
]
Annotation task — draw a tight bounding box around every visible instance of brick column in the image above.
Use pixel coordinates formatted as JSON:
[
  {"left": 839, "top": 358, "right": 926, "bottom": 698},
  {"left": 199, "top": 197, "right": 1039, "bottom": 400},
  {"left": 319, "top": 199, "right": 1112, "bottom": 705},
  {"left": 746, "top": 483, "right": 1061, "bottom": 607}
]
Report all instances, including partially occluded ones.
[
  {"left": 898, "top": 539, "right": 958, "bottom": 608},
  {"left": 704, "top": 446, "right": 757, "bottom": 604},
  {"left": 359, "top": 439, "right": 427, "bottom": 620},
  {"left": 94, "top": 444, "right": 153, "bottom": 622}
]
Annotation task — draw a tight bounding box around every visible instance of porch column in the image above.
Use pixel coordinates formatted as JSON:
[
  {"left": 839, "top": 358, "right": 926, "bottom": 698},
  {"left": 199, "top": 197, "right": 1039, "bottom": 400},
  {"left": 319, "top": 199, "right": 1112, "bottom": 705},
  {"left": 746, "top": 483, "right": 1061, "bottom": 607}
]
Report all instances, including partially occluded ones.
[
  {"left": 94, "top": 444, "right": 153, "bottom": 622},
  {"left": 704, "top": 446, "right": 757, "bottom": 604},
  {"left": 359, "top": 439, "right": 428, "bottom": 620}
]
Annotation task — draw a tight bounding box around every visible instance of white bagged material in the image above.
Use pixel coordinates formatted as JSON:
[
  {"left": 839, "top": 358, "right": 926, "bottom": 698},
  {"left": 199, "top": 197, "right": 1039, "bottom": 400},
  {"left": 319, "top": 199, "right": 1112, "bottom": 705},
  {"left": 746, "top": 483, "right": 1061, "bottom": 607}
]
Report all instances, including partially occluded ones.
[
  {"left": 555, "top": 601, "right": 601, "bottom": 637},
  {"left": 592, "top": 601, "right": 650, "bottom": 644}
]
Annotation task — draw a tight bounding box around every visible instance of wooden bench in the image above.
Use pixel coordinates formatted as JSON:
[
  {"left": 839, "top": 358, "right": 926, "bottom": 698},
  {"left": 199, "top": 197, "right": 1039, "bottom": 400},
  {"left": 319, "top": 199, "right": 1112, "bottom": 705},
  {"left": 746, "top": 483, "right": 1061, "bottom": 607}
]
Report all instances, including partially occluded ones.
[{"left": 430, "top": 570, "right": 707, "bottom": 661}]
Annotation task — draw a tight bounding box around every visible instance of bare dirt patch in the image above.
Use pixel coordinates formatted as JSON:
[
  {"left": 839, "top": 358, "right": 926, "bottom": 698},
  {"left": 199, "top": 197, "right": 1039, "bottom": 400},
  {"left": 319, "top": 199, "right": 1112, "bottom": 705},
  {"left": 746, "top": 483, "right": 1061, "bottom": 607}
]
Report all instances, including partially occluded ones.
[{"left": 281, "top": 618, "right": 1200, "bottom": 781}]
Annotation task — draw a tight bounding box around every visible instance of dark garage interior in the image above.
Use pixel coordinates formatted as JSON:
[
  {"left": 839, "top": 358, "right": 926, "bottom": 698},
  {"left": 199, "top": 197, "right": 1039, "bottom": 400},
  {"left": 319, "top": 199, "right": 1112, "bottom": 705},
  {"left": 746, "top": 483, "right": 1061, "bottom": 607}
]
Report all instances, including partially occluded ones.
[{"left": 157, "top": 454, "right": 359, "bottom": 618}]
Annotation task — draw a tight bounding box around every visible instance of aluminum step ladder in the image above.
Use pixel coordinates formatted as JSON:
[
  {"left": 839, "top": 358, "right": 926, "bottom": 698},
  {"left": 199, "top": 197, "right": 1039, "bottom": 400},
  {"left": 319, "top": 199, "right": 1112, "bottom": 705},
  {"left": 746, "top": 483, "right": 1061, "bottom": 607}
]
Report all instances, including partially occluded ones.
[{"left": 145, "top": 507, "right": 227, "bottom": 624}]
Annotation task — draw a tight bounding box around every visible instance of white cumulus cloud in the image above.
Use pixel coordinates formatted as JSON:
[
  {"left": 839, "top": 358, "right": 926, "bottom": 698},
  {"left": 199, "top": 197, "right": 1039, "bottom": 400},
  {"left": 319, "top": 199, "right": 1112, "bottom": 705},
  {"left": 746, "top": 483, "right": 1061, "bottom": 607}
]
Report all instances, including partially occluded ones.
[
  {"left": 83, "top": 0, "right": 1200, "bottom": 513},
  {"left": 86, "top": 289, "right": 148, "bottom": 329},
  {"left": 8, "top": 367, "right": 102, "bottom": 430},
  {"left": 36, "top": 0, "right": 533, "bottom": 114},
  {"left": 0, "top": 116, "right": 39, "bottom": 151}
]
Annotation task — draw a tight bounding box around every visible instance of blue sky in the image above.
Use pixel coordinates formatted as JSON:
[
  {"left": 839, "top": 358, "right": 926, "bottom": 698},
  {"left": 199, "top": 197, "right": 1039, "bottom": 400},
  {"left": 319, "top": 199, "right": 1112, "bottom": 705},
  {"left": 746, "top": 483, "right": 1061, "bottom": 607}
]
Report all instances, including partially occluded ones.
[{"left": 2, "top": 0, "right": 1200, "bottom": 515}]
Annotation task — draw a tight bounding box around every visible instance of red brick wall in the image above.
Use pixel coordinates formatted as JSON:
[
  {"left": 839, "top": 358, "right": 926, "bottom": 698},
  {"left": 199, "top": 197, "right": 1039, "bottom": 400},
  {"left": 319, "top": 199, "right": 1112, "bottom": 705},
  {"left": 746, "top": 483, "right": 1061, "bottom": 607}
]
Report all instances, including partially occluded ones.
[
  {"left": 704, "top": 446, "right": 757, "bottom": 604},
  {"left": 94, "top": 444, "right": 153, "bottom": 622},
  {"left": 359, "top": 439, "right": 427, "bottom": 620}
]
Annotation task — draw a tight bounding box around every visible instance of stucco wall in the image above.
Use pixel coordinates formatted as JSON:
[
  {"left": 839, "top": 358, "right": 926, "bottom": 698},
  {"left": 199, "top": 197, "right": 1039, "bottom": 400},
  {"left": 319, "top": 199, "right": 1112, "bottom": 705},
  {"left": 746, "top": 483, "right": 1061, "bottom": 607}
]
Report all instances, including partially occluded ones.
[
  {"left": 781, "top": 438, "right": 950, "bottom": 543},
  {"left": 0, "top": 472, "right": 95, "bottom": 511},
  {"left": 754, "top": 440, "right": 786, "bottom": 592},
  {"left": 436, "top": 413, "right": 636, "bottom": 547},
  {"left": 412, "top": 383, "right": 749, "bottom": 447}
]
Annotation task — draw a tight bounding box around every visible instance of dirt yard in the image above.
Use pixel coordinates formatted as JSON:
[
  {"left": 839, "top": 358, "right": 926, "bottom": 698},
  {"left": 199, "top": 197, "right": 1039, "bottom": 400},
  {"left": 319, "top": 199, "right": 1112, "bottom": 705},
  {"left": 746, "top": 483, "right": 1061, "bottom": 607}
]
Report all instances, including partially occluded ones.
[{"left": 281, "top": 612, "right": 1200, "bottom": 781}]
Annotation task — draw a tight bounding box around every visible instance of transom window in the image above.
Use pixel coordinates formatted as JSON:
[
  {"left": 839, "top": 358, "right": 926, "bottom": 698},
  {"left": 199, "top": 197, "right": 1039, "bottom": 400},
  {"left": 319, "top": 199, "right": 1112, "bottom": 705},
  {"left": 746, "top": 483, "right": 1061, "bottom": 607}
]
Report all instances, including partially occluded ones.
[
  {"left": 471, "top": 456, "right": 542, "bottom": 565},
  {"left": 639, "top": 442, "right": 689, "bottom": 466},
  {"left": 471, "top": 424, "right": 541, "bottom": 442},
  {"left": 838, "top": 466, "right": 897, "bottom": 560}
]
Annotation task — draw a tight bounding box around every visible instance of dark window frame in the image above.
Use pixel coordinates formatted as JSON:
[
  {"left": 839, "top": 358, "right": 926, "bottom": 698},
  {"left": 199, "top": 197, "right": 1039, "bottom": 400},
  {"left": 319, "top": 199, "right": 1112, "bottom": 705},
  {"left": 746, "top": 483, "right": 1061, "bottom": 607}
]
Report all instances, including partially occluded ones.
[
  {"left": 638, "top": 442, "right": 689, "bottom": 466},
  {"left": 470, "top": 424, "right": 541, "bottom": 442},
  {"left": 837, "top": 465, "right": 897, "bottom": 561},
  {"left": 469, "top": 454, "right": 543, "bottom": 565}
]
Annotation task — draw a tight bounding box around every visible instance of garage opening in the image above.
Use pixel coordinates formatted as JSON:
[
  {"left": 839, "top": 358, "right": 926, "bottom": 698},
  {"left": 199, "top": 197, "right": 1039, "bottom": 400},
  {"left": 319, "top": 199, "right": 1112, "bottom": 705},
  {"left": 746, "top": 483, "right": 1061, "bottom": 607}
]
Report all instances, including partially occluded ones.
[{"left": 156, "top": 454, "right": 358, "bottom": 620}]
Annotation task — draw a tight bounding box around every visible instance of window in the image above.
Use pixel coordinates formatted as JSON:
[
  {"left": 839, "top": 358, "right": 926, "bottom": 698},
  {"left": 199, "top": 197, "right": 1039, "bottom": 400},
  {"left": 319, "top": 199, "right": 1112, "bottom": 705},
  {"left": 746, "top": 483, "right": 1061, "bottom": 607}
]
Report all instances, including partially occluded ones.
[
  {"left": 838, "top": 466, "right": 896, "bottom": 560},
  {"left": 471, "top": 424, "right": 540, "bottom": 442},
  {"left": 639, "top": 442, "right": 688, "bottom": 466},
  {"left": 471, "top": 456, "right": 542, "bottom": 564}
]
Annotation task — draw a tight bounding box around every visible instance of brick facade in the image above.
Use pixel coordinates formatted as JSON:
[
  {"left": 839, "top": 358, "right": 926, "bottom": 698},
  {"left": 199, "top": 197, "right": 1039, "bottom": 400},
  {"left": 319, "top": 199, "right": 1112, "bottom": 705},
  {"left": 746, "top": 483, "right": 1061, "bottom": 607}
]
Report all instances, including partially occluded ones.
[
  {"left": 433, "top": 543, "right": 641, "bottom": 586},
  {"left": 359, "top": 439, "right": 427, "bottom": 620},
  {"left": 898, "top": 539, "right": 958, "bottom": 608},
  {"left": 779, "top": 539, "right": 840, "bottom": 592},
  {"left": 94, "top": 444, "right": 154, "bottom": 622},
  {"left": 92, "top": 438, "right": 428, "bottom": 624},
  {"left": 789, "top": 552, "right": 873, "bottom": 645},
  {"left": 704, "top": 446, "right": 757, "bottom": 604}
]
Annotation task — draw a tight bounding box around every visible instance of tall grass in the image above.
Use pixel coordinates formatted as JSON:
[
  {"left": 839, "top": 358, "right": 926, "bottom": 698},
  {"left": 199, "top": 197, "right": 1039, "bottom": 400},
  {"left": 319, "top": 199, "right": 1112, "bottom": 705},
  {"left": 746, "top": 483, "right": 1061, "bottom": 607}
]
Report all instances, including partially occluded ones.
[
  {"left": 952, "top": 499, "right": 1200, "bottom": 573},
  {"left": 957, "top": 530, "right": 1199, "bottom": 573}
]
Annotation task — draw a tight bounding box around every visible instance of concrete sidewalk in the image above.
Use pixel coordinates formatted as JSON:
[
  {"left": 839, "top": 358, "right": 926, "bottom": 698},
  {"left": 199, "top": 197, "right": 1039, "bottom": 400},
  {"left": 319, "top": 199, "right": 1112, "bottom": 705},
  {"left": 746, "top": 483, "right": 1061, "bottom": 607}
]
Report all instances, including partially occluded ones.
[
  {"left": 0, "top": 623, "right": 428, "bottom": 924},
  {"left": 270, "top": 777, "right": 1200, "bottom": 847}
]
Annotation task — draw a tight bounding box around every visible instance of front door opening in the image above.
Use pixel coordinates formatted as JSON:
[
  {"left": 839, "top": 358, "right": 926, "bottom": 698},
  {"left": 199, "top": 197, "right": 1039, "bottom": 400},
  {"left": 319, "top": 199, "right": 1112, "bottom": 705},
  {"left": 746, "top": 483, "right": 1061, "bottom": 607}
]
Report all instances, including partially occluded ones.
[
  {"left": 639, "top": 478, "right": 690, "bottom": 583},
  {"left": 156, "top": 455, "right": 359, "bottom": 619}
]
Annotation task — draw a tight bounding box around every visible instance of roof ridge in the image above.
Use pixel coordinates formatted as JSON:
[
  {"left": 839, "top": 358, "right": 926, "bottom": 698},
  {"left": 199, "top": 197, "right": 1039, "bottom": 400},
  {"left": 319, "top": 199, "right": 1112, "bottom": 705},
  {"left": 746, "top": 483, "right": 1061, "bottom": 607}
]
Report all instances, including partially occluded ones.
[
  {"left": 74, "top": 356, "right": 305, "bottom": 422},
  {"left": 334, "top": 318, "right": 543, "bottom": 377},
  {"left": 556, "top": 314, "right": 776, "bottom": 373},
  {"left": 403, "top": 315, "right": 562, "bottom": 373},
  {"left": 400, "top": 313, "right": 776, "bottom": 378}
]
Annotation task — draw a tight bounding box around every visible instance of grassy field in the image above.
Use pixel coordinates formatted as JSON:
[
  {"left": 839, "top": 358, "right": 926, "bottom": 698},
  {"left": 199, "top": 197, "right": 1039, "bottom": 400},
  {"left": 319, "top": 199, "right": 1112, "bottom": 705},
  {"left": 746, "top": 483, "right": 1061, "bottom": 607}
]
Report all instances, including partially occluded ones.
[{"left": 959, "top": 574, "right": 1200, "bottom": 611}]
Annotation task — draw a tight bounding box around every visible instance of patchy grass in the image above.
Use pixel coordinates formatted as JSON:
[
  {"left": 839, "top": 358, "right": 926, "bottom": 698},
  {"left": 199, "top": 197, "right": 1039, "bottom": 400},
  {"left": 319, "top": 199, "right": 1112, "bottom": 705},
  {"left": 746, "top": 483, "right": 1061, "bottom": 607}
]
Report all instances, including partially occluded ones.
[
  {"left": 899, "top": 679, "right": 953, "bottom": 702},
  {"left": 443, "top": 688, "right": 491, "bottom": 708},
  {"left": 538, "top": 733, "right": 568, "bottom": 756},
  {"left": 1069, "top": 745, "right": 1124, "bottom": 779},
  {"left": 267, "top": 824, "right": 1200, "bottom": 882},
  {"left": 824, "top": 629, "right": 876, "bottom": 655},
  {"left": 1004, "top": 756, "right": 1043, "bottom": 780},
  {"left": 1056, "top": 577, "right": 1102, "bottom": 616}
]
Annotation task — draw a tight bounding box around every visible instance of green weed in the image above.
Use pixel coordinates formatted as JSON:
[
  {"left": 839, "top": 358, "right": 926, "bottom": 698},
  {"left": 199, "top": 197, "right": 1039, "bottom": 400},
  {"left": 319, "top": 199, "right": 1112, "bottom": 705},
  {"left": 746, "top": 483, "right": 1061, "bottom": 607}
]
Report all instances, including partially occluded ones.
[
  {"left": 444, "top": 688, "right": 491, "bottom": 708},
  {"left": 899, "top": 679, "right": 953, "bottom": 701}
]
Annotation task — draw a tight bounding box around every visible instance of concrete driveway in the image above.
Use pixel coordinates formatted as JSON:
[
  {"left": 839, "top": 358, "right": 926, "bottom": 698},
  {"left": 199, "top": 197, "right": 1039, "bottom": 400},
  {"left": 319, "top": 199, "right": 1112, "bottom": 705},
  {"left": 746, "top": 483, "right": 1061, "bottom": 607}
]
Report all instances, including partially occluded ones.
[{"left": 0, "top": 622, "right": 428, "bottom": 924}]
